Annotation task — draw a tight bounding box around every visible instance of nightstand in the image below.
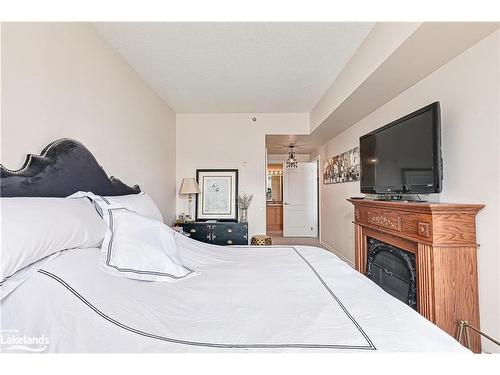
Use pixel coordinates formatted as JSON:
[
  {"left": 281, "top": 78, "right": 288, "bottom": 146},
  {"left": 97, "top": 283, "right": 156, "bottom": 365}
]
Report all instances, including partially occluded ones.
[{"left": 180, "top": 222, "right": 248, "bottom": 245}]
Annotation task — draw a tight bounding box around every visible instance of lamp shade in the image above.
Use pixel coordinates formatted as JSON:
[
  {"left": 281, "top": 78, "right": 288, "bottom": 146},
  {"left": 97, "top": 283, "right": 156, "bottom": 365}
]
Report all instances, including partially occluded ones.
[{"left": 179, "top": 178, "right": 201, "bottom": 195}]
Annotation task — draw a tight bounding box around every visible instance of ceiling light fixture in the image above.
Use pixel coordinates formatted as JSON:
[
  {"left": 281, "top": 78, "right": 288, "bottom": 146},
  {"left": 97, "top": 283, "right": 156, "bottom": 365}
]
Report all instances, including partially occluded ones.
[{"left": 286, "top": 145, "right": 298, "bottom": 169}]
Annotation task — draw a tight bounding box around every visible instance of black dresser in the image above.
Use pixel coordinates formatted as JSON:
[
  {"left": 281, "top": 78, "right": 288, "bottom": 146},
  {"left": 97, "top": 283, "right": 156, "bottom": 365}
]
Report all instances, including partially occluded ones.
[{"left": 180, "top": 222, "right": 248, "bottom": 246}]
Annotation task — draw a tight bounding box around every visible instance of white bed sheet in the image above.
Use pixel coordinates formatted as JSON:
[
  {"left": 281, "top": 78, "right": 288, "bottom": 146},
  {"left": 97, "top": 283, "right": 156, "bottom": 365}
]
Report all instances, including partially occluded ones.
[{"left": 0, "top": 235, "right": 468, "bottom": 353}]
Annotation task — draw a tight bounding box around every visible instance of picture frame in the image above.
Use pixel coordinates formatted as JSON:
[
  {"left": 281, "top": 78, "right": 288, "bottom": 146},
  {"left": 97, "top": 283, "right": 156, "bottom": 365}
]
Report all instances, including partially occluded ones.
[
  {"left": 323, "top": 146, "right": 360, "bottom": 184},
  {"left": 195, "top": 169, "right": 238, "bottom": 221}
]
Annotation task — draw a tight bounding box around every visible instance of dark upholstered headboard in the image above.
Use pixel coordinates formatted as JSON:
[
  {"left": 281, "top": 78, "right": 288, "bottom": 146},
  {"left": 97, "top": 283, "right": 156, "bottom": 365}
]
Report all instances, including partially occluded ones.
[{"left": 0, "top": 139, "right": 140, "bottom": 197}]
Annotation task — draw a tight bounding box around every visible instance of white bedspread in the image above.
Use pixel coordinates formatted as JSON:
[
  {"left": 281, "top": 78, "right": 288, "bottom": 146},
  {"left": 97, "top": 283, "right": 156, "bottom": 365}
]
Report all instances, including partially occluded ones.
[{"left": 0, "top": 235, "right": 468, "bottom": 353}]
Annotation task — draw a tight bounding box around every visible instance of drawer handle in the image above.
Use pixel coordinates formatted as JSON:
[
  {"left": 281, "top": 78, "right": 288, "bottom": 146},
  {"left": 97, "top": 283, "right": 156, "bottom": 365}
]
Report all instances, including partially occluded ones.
[
  {"left": 212, "top": 235, "right": 217, "bottom": 240},
  {"left": 206, "top": 234, "right": 211, "bottom": 240},
  {"left": 190, "top": 229, "right": 196, "bottom": 233},
  {"left": 244, "top": 234, "right": 247, "bottom": 239},
  {"left": 227, "top": 228, "right": 233, "bottom": 233},
  {"left": 227, "top": 240, "right": 233, "bottom": 245}
]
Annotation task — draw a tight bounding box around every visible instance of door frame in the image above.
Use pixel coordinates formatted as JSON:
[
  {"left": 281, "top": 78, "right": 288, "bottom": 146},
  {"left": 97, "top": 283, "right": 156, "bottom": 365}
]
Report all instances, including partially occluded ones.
[{"left": 310, "top": 154, "right": 321, "bottom": 242}]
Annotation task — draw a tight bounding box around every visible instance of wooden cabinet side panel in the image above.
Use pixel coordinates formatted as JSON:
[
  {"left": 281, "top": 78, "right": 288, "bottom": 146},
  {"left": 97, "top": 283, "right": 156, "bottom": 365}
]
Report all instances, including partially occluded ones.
[
  {"left": 432, "top": 213, "right": 478, "bottom": 245},
  {"left": 354, "top": 224, "right": 366, "bottom": 274},
  {"left": 433, "top": 246, "right": 481, "bottom": 353},
  {"left": 277, "top": 206, "right": 283, "bottom": 230},
  {"left": 266, "top": 205, "right": 283, "bottom": 233},
  {"left": 416, "top": 244, "right": 435, "bottom": 322}
]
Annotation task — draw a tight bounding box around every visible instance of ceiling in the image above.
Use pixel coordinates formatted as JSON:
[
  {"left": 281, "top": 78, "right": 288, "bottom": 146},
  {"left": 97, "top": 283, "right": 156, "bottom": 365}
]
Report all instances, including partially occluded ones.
[
  {"left": 266, "top": 134, "right": 320, "bottom": 155},
  {"left": 93, "top": 22, "right": 374, "bottom": 113},
  {"left": 266, "top": 22, "right": 500, "bottom": 155}
]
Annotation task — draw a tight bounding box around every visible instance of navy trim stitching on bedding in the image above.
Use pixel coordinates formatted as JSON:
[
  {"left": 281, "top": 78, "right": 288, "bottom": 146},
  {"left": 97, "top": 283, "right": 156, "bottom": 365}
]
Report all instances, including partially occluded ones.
[
  {"left": 90, "top": 194, "right": 193, "bottom": 279},
  {"left": 100, "top": 196, "right": 111, "bottom": 204},
  {"left": 92, "top": 201, "right": 103, "bottom": 218},
  {"left": 292, "top": 246, "right": 375, "bottom": 349},
  {"left": 0, "top": 247, "right": 78, "bottom": 286},
  {"left": 36, "top": 247, "right": 376, "bottom": 350},
  {"left": 103, "top": 206, "right": 194, "bottom": 279}
]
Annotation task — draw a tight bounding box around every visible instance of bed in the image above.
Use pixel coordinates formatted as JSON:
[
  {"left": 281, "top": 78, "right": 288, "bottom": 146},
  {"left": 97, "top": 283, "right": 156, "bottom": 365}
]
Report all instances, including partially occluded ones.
[{"left": 0, "top": 139, "right": 468, "bottom": 353}]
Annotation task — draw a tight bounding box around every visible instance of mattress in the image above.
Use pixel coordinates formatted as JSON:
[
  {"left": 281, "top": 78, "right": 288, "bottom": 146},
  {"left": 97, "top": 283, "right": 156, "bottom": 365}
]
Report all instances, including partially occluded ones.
[{"left": 0, "top": 235, "right": 468, "bottom": 353}]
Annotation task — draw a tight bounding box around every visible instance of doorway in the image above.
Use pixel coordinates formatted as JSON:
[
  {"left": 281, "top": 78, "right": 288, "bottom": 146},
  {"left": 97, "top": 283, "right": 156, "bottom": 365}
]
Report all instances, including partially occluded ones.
[
  {"left": 266, "top": 163, "right": 284, "bottom": 236},
  {"left": 266, "top": 160, "right": 319, "bottom": 242}
]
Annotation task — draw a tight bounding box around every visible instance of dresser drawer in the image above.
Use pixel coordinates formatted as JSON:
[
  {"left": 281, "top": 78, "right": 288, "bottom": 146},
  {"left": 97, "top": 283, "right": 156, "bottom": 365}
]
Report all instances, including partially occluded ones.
[
  {"left": 214, "top": 223, "right": 248, "bottom": 236},
  {"left": 212, "top": 235, "right": 248, "bottom": 246},
  {"left": 180, "top": 222, "right": 248, "bottom": 246},
  {"left": 181, "top": 223, "right": 211, "bottom": 240}
]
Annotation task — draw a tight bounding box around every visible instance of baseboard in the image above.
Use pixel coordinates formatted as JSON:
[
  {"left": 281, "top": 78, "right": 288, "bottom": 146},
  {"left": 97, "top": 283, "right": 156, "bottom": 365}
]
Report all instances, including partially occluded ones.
[{"left": 320, "top": 241, "right": 355, "bottom": 268}]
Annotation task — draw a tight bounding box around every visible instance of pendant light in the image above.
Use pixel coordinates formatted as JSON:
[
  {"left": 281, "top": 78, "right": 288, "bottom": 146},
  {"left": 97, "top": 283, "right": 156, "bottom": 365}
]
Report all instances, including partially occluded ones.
[{"left": 286, "top": 145, "right": 298, "bottom": 168}]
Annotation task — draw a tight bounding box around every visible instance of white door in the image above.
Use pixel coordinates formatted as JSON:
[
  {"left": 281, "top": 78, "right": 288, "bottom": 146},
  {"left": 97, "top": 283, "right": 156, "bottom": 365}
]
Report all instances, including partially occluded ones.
[{"left": 283, "top": 162, "right": 318, "bottom": 237}]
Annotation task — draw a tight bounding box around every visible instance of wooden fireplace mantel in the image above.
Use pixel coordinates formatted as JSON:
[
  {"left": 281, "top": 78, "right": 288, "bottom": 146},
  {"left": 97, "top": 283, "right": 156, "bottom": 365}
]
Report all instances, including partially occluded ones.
[{"left": 348, "top": 198, "right": 484, "bottom": 352}]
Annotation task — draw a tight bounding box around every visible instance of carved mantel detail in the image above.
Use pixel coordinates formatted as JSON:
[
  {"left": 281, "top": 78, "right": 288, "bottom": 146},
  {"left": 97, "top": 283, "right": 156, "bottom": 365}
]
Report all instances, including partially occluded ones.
[
  {"left": 348, "top": 198, "right": 484, "bottom": 353},
  {"left": 367, "top": 211, "right": 401, "bottom": 231}
]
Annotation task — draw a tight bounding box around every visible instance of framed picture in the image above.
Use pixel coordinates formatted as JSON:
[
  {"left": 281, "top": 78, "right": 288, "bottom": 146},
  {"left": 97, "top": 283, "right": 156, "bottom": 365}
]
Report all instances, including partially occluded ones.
[
  {"left": 195, "top": 169, "right": 238, "bottom": 221},
  {"left": 323, "top": 146, "right": 360, "bottom": 184}
]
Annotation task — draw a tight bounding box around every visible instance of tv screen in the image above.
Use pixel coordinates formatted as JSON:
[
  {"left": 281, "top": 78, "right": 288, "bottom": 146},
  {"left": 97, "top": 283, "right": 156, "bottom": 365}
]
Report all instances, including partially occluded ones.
[{"left": 360, "top": 102, "right": 442, "bottom": 194}]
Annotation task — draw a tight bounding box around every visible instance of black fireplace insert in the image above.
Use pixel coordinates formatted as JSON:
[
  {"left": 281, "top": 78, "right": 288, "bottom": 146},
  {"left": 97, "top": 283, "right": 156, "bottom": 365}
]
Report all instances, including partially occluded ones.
[{"left": 366, "top": 237, "right": 417, "bottom": 309}]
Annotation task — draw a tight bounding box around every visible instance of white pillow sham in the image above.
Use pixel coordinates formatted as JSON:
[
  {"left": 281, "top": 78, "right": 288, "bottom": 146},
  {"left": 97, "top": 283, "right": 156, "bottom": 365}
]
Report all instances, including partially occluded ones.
[
  {"left": 103, "top": 192, "right": 163, "bottom": 222},
  {"left": 70, "top": 192, "right": 195, "bottom": 282},
  {"left": 1, "top": 197, "right": 107, "bottom": 296}
]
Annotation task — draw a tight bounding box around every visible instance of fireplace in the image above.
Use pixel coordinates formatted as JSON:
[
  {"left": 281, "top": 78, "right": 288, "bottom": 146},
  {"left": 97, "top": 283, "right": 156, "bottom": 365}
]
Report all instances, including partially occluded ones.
[
  {"left": 349, "top": 198, "right": 484, "bottom": 352},
  {"left": 366, "top": 237, "right": 417, "bottom": 309}
]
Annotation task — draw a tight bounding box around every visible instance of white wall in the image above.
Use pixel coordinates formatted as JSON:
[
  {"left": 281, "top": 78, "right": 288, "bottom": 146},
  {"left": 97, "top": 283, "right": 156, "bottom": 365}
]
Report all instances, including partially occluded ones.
[
  {"left": 176, "top": 113, "right": 309, "bottom": 237},
  {"left": 0, "top": 23, "right": 177, "bottom": 223},
  {"left": 314, "top": 31, "right": 500, "bottom": 352}
]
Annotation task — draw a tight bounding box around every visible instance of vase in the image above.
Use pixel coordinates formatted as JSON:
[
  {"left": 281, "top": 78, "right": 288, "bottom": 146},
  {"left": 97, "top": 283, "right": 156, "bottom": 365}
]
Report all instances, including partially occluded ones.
[{"left": 239, "top": 208, "right": 248, "bottom": 223}]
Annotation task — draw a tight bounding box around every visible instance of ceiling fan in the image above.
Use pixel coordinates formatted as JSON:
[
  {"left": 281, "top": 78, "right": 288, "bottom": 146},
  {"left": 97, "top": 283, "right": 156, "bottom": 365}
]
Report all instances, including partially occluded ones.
[{"left": 272, "top": 143, "right": 307, "bottom": 150}]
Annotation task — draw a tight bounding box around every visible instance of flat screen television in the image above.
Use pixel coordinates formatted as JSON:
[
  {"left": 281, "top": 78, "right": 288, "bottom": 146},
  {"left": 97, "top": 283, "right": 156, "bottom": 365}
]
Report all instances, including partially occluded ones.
[{"left": 360, "top": 102, "right": 442, "bottom": 195}]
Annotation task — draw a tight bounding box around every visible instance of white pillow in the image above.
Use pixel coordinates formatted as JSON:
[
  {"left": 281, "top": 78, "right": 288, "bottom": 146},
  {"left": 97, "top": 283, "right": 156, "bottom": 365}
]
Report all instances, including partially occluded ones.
[
  {"left": 103, "top": 192, "right": 163, "bottom": 222},
  {"left": 70, "top": 192, "right": 195, "bottom": 282},
  {"left": 1, "top": 197, "right": 107, "bottom": 292},
  {"left": 100, "top": 208, "right": 194, "bottom": 282}
]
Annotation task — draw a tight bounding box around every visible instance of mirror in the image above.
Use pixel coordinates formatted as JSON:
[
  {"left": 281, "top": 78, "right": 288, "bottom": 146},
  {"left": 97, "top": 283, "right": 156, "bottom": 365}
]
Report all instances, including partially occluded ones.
[{"left": 266, "top": 164, "right": 283, "bottom": 202}]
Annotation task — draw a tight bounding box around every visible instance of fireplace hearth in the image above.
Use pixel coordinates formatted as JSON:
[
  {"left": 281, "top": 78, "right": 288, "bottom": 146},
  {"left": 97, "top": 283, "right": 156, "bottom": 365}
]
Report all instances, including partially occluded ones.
[{"left": 366, "top": 237, "right": 417, "bottom": 309}]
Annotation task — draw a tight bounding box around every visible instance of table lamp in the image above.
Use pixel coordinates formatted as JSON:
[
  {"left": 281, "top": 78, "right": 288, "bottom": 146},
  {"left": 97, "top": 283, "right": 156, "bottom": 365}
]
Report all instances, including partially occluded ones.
[{"left": 179, "top": 177, "right": 201, "bottom": 221}]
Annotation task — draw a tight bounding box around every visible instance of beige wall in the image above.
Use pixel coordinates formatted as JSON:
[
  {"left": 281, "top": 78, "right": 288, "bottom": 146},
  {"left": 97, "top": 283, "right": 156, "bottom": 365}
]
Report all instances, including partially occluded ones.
[
  {"left": 310, "top": 23, "right": 421, "bottom": 131},
  {"left": 2, "top": 21, "right": 499, "bottom": 351},
  {"left": 314, "top": 31, "right": 500, "bottom": 352},
  {"left": 176, "top": 113, "right": 309, "bottom": 237},
  {"left": 0, "top": 23, "right": 177, "bottom": 223}
]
